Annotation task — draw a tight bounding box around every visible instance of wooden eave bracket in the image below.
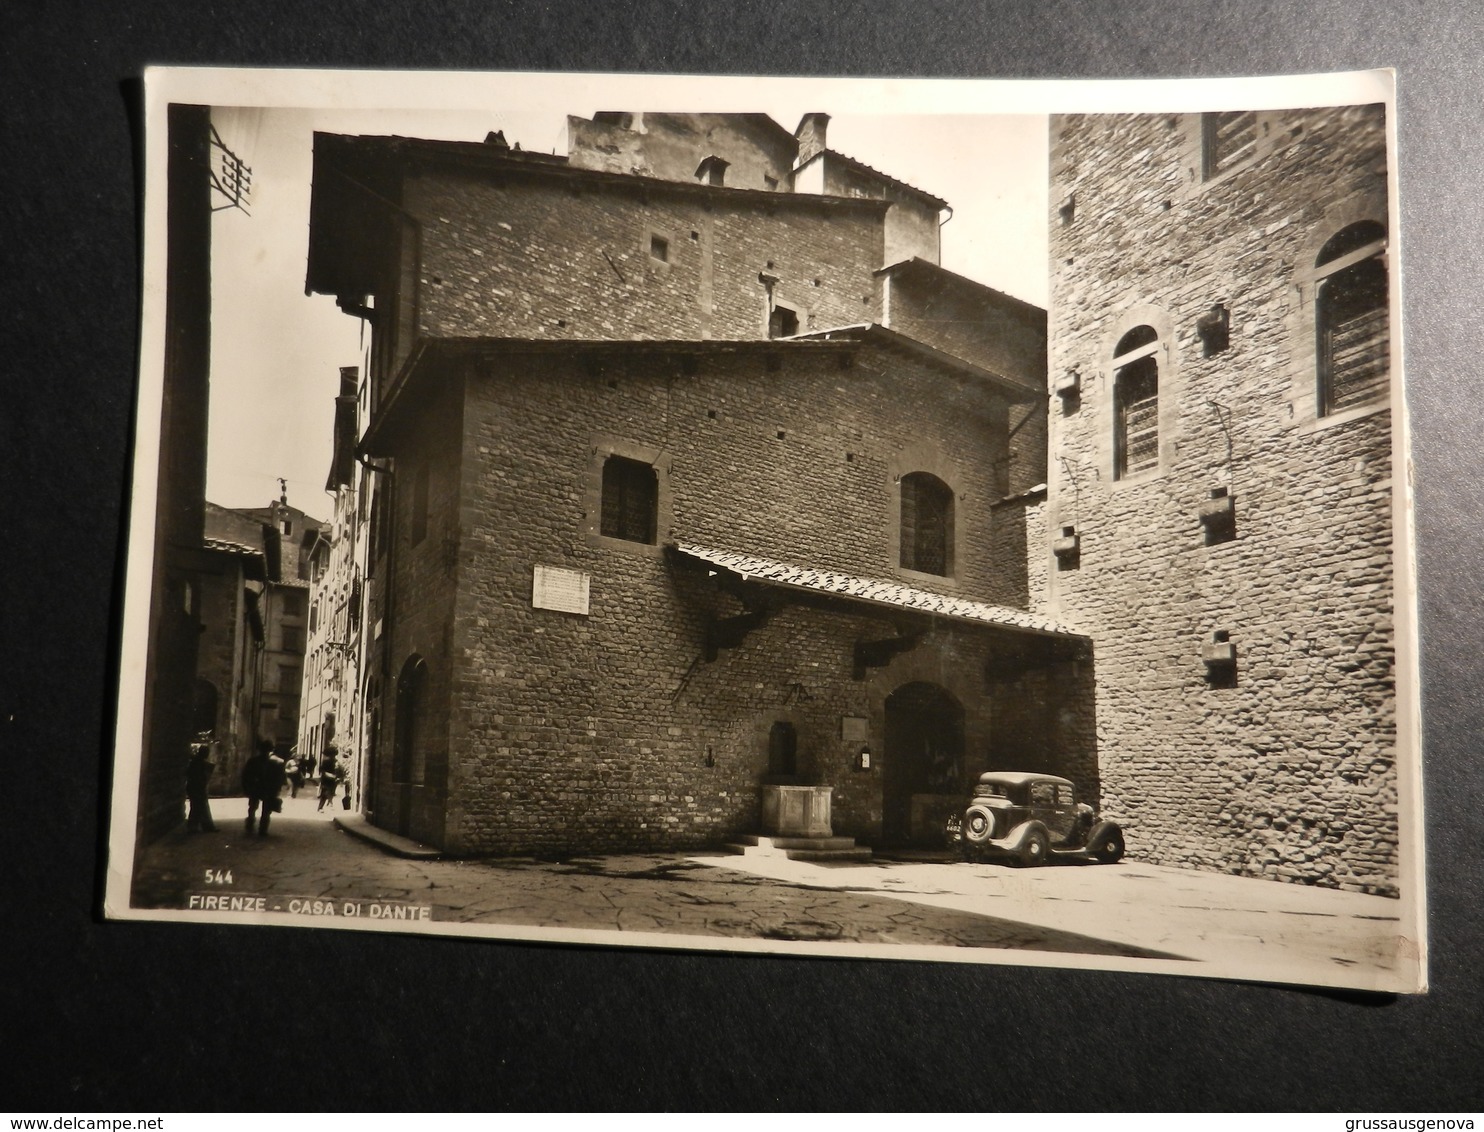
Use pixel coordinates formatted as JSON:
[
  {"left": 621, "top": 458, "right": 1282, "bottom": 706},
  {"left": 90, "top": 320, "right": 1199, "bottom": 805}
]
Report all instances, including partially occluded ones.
[
  {"left": 853, "top": 627, "right": 927, "bottom": 680},
  {"left": 704, "top": 607, "right": 774, "bottom": 662}
]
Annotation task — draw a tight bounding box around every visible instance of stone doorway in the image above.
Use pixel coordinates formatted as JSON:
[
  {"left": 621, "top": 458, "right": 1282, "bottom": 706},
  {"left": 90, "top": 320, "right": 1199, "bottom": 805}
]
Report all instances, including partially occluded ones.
[{"left": 882, "top": 681, "right": 964, "bottom": 846}]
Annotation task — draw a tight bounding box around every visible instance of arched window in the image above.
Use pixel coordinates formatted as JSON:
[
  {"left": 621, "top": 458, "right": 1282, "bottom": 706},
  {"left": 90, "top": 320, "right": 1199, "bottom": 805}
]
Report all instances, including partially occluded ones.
[
  {"left": 1316, "top": 221, "right": 1388, "bottom": 416},
  {"left": 900, "top": 472, "right": 954, "bottom": 576},
  {"left": 394, "top": 655, "right": 428, "bottom": 784},
  {"left": 1113, "top": 325, "right": 1160, "bottom": 479},
  {"left": 600, "top": 455, "right": 658, "bottom": 544}
]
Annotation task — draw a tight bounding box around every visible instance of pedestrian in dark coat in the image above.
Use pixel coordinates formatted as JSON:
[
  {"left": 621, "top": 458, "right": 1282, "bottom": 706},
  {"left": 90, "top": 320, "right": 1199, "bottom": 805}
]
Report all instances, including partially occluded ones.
[
  {"left": 243, "top": 740, "right": 286, "bottom": 836},
  {"left": 185, "top": 744, "right": 217, "bottom": 832},
  {"left": 317, "top": 746, "right": 342, "bottom": 813}
]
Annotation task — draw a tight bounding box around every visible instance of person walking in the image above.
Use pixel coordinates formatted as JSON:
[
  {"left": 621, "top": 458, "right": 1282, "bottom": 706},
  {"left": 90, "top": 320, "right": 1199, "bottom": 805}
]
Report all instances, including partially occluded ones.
[
  {"left": 316, "top": 746, "right": 342, "bottom": 813},
  {"left": 185, "top": 743, "right": 217, "bottom": 832},
  {"left": 242, "top": 739, "right": 286, "bottom": 836},
  {"left": 284, "top": 751, "right": 303, "bottom": 799}
]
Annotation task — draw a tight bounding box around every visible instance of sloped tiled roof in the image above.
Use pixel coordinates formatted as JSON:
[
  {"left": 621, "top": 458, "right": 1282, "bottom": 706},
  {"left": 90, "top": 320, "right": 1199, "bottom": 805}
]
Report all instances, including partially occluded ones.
[
  {"left": 815, "top": 148, "right": 949, "bottom": 210},
  {"left": 203, "top": 537, "right": 259, "bottom": 556},
  {"left": 671, "top": 543, "right": 1083, "bottom": 640}
]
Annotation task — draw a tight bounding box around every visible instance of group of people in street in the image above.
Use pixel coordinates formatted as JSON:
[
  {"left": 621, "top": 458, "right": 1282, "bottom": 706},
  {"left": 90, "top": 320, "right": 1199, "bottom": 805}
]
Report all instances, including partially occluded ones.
[{"left": 184, "top": 739, "right": 351, "bottom": 837}]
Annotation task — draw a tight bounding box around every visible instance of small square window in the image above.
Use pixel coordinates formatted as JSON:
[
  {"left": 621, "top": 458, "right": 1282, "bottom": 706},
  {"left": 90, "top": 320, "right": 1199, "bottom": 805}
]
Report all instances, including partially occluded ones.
[{"left": 649, "top": 234, "right": 669, "bottom": 263}]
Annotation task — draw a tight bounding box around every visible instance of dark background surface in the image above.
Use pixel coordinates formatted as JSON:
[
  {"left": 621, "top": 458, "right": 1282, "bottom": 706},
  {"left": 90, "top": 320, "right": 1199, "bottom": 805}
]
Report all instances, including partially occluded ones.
[{"left": 4, "top": 0, "right": 1482, "bottom": 1112}]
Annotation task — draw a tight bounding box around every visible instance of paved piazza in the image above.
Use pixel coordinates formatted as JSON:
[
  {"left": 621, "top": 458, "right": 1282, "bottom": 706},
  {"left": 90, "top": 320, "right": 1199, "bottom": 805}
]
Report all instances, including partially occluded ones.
[{"left": 125, "top": 795, "right": 1413, "bottom": 989}]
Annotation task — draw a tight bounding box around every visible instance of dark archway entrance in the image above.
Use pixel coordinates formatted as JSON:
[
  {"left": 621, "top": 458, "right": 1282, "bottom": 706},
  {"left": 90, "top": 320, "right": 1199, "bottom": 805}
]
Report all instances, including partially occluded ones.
[
  {"left": 392, "top": 655, "right": 428, "bottom": 837},
  {"left": 883, "top": 681, "right": 965, "bottom": 846}
]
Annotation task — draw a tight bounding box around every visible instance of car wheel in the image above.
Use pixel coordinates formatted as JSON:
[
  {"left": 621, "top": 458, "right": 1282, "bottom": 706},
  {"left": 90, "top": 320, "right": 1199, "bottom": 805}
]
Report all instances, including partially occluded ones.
[
  {"left": 1089, "top": 823, "right": 1125, "bottom": 864},
  {"left": 962, "top": 805, "right": 996, "bottom": 846},
  {"left": 1017, "top": 822, "right": 1050, "bottom": 867}
]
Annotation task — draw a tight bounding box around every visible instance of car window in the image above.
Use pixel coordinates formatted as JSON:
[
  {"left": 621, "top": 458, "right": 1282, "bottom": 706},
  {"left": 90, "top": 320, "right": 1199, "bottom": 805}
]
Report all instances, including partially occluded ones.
[
  {"left": 1056, "top": 785, "right": 1075, "bottom": 805},
  {"left": 1029, "top": 782, "right": 1055, "bottom": 805}
]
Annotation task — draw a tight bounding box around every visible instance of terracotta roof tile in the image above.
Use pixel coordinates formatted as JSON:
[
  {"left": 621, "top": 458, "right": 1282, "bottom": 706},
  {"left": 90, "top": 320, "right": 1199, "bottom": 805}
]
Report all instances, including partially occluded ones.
[{"left": 672, "top": 543, "right": 1082, "bottom": 639}]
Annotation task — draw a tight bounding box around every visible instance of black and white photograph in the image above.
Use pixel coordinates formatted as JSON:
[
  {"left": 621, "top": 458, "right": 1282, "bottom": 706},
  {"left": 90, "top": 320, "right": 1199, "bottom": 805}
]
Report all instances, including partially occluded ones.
[{"left": 105, "top": 66, "right": 1422, "bottom": 994}]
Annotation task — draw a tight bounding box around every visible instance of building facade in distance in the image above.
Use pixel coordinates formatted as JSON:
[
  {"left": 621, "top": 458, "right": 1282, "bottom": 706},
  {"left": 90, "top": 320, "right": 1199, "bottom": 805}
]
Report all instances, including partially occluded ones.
[
  {"left": 200, "top": 496, "right": 323, "bottom": 776},
  {"left": 299, "top": 366, "right": 373, "bottom": 805}
]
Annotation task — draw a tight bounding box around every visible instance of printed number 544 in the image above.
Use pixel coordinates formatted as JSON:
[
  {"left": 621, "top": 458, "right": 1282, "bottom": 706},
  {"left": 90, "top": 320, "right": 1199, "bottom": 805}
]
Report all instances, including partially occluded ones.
[{"left": 204, "top": 869, "right": 233, "bottom": 885}]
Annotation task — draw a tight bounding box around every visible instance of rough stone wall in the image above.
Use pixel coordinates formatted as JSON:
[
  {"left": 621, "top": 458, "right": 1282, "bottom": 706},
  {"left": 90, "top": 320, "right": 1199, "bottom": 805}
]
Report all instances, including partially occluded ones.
[
  {"left": 1023, "top": 492, "right": 1050, "bottom": 619},
  {"left": 1046, "top": 106, "right": 1396, "bottom": 894},
  {"left": 566, "top": 113, "right": 797, "bottom": 192},
  {"left": 883, "top": 269, "right": 1049, "bottom": 494},
  {"left": 194, "top": 555, "right": 255, "bottom": 791},
  {"left": 885, "top": 269, "right": 1046, "bottom": 390},
  {"left": 407, "top": 169, "right": 886, "bottom": 344},
  {"left": 988, "top": 486, "right": 1050, "bottom": 613},
  {"left": 987, "top": 659, "right": 1100, "bottom": 802},
  {"left": 374, "top": 382, "right": 465, "bottom": 846},
  {"left": 435, "top": 346, "right": 1077, "bottom": 854},
  {"left": 819, "top": 157, "right": 941, "bottom": 266}
]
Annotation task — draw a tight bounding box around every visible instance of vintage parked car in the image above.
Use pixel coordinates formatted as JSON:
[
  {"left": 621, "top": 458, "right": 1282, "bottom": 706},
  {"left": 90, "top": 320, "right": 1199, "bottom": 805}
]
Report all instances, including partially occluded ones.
[{"left": 944, "top": 771, "right": 1125, "bottom": 866}]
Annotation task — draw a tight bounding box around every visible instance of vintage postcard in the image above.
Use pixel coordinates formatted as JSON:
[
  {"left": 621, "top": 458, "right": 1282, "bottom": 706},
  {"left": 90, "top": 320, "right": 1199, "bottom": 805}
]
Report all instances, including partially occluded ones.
[{"left": 107, "top": 67, "right": 1423, "bottom": 992}]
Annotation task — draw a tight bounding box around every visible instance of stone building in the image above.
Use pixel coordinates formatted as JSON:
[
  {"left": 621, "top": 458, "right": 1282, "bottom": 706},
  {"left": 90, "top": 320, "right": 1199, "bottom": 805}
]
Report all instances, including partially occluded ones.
[
  {"left": 305, "top": 112, "right": 1072, "bottom": 853},
  {"left": 194, "top": 518, "right": 266, "bottom": 792},
  {"left": 199, "top": 496, "right": 322, "bottom": 770},
  {"left": 1045, "top": 105, "right": 1397, "bottom": 894}
]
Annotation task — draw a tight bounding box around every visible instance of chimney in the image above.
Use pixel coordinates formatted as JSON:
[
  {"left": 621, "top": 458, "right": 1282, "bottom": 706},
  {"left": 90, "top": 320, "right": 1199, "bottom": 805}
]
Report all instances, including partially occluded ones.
[
  {"left": 795, "top": 113, "right": 830, "bottom": 166},
  {"left": 329, "top": 366, "right": 360, "bottom": 491}
]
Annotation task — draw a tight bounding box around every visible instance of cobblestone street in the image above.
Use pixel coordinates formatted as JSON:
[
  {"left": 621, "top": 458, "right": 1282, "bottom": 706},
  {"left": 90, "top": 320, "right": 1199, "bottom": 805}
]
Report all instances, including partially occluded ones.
[
  {"left": 129, "top": 796, "right": 1171, "bottom": 956},
  {"left": 124, "top": 795, "right": 1414, "bottom": 989}
]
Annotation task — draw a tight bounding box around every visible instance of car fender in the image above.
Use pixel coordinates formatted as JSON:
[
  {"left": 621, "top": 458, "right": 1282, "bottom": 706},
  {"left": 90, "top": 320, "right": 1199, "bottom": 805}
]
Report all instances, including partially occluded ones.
[
  {"left": 1085, "top": 820, "right": 1126, "bottom": 863},
  {"left": 1001, "top": 820, "right": 1041, "bottom": 854}
]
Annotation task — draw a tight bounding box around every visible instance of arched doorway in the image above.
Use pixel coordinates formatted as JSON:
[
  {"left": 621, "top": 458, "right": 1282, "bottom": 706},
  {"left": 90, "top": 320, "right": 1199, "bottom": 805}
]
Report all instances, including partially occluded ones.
[{"left": 883, "top": 682, "right": 965, "bottom": 846}]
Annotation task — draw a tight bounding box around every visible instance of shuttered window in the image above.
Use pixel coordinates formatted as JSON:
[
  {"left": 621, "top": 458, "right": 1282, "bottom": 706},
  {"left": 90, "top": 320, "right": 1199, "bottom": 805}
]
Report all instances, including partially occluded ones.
[
  {"left": 1316, "top": 223, "right": 1389, "bottom": 416},
  {"left": 1113, "top": 326, "right": 1161, "bottom": 479},
  {"left": 1204, "top": 111, "right": 1257, "bottom": 178}
]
